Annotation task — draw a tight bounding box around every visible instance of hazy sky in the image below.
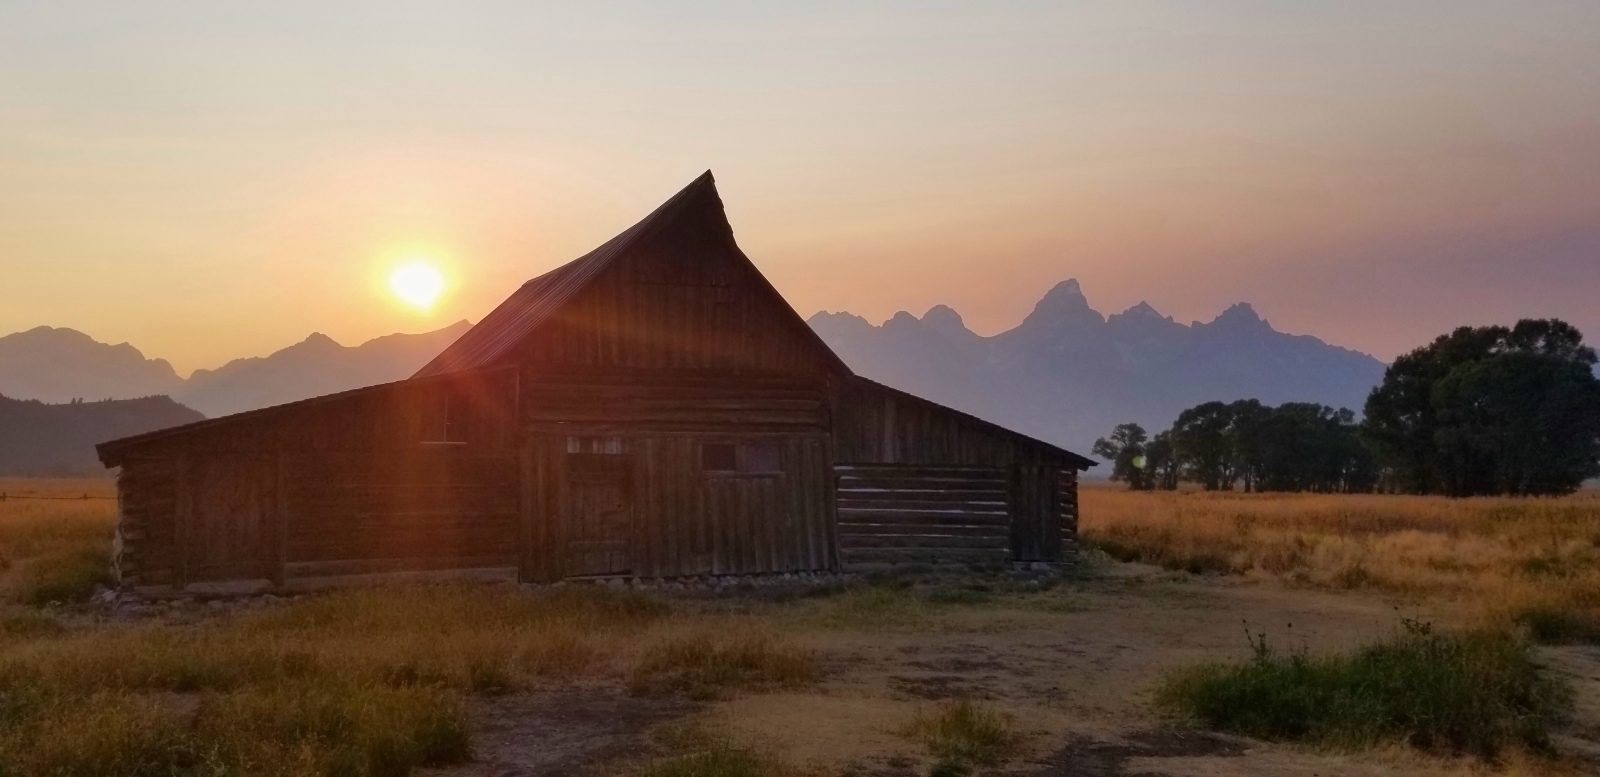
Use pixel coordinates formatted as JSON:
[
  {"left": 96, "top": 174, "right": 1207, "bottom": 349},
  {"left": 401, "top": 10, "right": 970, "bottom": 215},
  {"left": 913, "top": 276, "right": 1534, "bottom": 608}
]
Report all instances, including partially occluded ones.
[{"left": 3, "top": 2, "right": 1598, "bottom": 373}]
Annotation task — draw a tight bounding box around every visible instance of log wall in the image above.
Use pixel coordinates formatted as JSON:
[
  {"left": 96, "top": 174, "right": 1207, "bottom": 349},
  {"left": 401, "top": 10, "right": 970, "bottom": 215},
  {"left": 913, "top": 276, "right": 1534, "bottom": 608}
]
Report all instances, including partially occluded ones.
[{"left": 834, "top": 465, "right": 1011, "bottom": 568}]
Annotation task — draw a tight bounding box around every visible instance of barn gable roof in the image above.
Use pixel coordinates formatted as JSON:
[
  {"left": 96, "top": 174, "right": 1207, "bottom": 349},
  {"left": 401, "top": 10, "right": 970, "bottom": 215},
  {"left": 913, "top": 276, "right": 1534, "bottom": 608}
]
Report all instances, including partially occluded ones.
[{"left": 413, "top": 170, "right": 849, "bottom": 378}]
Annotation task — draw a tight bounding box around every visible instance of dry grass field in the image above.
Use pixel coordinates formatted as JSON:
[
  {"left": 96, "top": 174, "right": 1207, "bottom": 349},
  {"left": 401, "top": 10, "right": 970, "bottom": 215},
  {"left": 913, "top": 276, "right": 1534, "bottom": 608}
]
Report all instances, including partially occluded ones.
[
  {"left": 1079, "top": 485, "right": 1600, "bottom": 642},
  {"left": 1, "top": 477, "right": 1597, "bottom": 777}
]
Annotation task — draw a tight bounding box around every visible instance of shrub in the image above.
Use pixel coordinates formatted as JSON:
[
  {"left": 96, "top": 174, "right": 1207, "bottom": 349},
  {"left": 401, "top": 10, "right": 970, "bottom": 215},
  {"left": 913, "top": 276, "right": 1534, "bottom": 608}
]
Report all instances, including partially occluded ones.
[
  {"left": 903, "top": 700, "right": 1022, "bottom": 768},
  {"left": 628, "top": 633, "right": 817, "bottom": 700},
  {"left": 1510, "top": 605, "right": 1600, "bottom": 645},
  {"left": 1157, "top": 620, "right": 1572, "bottom": 758}
]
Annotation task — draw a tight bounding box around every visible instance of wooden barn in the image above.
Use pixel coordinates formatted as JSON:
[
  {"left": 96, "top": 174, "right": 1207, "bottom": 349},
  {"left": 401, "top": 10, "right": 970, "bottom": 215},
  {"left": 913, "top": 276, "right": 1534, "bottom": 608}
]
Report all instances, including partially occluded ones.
[{"left": 97, "top": 172, "right": 1095, "bottom": 593}]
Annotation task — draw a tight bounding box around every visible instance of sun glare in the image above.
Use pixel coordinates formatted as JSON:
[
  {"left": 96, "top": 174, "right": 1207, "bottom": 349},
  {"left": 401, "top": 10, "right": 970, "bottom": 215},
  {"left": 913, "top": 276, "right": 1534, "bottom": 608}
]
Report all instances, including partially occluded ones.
[{"left": 388, "top": 260, "right": 445, "bottom": 310}]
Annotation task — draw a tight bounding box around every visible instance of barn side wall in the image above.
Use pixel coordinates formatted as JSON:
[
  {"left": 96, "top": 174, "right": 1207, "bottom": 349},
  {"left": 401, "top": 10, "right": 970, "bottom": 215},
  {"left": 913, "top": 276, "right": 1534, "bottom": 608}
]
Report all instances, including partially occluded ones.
[
  {"left": 832, "top": 378, "right": 1079, "bottom": 567},
  {"left": 110, "top": 371, "right": 520, "bottom": 591}
]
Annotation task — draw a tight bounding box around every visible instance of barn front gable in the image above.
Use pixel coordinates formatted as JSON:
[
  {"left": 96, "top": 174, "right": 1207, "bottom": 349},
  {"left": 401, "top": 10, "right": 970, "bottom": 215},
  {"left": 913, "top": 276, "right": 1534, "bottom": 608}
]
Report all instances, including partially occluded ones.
[{"left": 417, "top": 171, "right": 847, "bottom": 381}]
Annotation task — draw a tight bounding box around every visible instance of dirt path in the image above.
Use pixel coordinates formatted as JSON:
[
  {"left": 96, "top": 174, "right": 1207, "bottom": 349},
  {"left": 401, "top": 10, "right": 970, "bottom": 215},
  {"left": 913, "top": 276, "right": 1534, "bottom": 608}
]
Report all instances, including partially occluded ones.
[{"left": 434, "top": 566, "right": 1593, "bottom": 776}]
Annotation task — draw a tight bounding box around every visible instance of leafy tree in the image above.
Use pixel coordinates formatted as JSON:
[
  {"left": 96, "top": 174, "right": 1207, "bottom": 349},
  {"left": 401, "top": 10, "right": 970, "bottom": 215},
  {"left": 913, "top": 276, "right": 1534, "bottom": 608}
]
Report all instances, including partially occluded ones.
[
  {"left": 1145, "top": 430, "right": 1180, "bottom": 490},
  {"left": 1092, "top": 422, "right": 1151, "bottom": 490},
  {"left": 1170, "top": 401, "right": 1238, "bottom": 490},
  {"left": 1363, "top": 319, "right": 1600, "bottom": 496},
  {"left": 1226, "top": 399, "right": 1271, "bottom": 492}
]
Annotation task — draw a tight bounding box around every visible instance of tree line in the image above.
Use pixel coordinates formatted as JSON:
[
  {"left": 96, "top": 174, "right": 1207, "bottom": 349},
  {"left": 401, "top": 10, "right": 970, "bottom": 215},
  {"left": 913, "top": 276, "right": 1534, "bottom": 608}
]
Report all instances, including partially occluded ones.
[{"left": 1093, "top": 319, "right": 1600, "bottom": 496}]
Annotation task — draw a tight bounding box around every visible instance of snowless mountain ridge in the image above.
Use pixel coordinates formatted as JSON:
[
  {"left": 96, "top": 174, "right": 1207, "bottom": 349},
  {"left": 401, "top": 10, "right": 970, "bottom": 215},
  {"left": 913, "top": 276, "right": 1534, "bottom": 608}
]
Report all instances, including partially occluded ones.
[{"left": 808, "top": 279, "right": 1387, "bottom": 454}]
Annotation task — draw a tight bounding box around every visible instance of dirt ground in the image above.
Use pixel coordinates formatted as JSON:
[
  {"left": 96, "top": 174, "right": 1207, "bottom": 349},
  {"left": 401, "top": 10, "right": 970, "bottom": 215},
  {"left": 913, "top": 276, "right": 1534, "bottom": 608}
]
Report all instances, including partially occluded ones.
[{"left": 433, "top": 563, "right": 1599, "bottom": 777}]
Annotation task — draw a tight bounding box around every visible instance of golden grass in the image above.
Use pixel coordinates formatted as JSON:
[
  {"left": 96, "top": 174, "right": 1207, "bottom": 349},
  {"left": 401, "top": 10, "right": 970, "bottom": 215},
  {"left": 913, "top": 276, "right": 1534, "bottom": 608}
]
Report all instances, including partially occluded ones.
[
  {"left": 0, "top": 482, "right": 824, "bottom": 777},
  {"left": 0, "top": 478, "right": 117, "bottom": 604},
  {"left": 1080, "top": 485, "right": 1600, "bottom": 639}
]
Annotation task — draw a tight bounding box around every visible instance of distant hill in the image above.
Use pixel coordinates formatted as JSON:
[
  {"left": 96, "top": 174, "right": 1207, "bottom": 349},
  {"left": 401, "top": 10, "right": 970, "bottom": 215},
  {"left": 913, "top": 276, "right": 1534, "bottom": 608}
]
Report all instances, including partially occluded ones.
[
  {"left": 178, "top": 322, "right": 473, "bottom": 417},
  {"left": 808, "top": 279, "right": 1387, "bottom": 455},
  {"left": 0, "top": 321, "right": 473, "bottom": 418},
  {"left": 0, "top": 395, "right": 203, "bottom": 476},
  {"left": 0, "top": 327, "right": 183, "bottom": 403}
]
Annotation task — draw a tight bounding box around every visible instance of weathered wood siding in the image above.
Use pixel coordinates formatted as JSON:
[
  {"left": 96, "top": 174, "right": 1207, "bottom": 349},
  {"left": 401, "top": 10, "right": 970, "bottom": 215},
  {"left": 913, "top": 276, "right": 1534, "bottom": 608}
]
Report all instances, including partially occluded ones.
[
  {"left": 520, "top": 430, "right": 835, "bottom": 580},
  {"left": 282, "top": 449, "right": 519, "bottom": 580},
  {"left": 514, "top": 373, "right": 837, "bottom": 580},
  {"left": 521, "top": 376, "right": 828, "bottom": 434},
  {"left": 835, "top": 465, "right": 1011, "bottom": 567}
]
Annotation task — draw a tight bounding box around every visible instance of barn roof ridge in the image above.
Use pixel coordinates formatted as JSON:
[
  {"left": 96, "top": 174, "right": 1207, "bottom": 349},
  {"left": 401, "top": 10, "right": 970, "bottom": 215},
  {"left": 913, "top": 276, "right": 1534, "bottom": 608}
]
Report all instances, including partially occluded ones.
[{"left": 412, "top": 170, "right": 848, "bottom": 378}]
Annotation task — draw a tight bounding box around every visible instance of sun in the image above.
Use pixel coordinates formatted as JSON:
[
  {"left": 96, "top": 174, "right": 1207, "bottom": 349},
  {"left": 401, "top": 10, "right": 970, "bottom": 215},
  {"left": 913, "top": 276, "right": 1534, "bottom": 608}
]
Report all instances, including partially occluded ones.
[{"left": 388, "top": 259, "right": 445, "bottom": 310}]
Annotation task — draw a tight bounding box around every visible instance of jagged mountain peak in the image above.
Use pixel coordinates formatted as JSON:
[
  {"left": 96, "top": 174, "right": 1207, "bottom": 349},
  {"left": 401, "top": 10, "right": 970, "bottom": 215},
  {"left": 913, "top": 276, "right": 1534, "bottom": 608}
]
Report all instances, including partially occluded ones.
[
  {"left": 1121, "top": 301, "right": 1165, "bottom": 319},
  {"left": 1203, "top": 302, "right": 1272, "bottom": 332},
  {"left": 1019, "top": 278, "right": 1104, "bottom": 331}
]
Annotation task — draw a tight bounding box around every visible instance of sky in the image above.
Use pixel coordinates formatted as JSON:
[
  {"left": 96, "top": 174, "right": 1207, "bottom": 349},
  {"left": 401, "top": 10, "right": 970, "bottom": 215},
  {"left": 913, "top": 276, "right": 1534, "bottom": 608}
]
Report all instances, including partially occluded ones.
[{"left": 2, "top": 1, "right": 1598, "bottom": 374}]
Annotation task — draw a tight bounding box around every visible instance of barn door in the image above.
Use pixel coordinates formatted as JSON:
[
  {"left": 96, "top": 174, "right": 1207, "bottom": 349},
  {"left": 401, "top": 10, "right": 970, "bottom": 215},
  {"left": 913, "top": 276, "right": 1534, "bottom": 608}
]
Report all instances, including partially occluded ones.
[{"left": 562, "top": 453, "right": 634, "bottom": 577}]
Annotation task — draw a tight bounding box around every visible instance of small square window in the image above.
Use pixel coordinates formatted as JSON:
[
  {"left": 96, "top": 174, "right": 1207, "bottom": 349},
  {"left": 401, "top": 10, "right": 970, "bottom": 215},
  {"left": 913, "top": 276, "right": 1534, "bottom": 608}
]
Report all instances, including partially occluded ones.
[{"left": 702, "top": 443, "right": 737, "bottom": 472}]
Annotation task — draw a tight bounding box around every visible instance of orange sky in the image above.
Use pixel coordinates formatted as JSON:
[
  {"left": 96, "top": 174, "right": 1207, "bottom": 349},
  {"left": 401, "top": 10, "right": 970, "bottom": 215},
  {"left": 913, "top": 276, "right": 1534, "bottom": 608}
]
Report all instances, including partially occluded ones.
[{"left": 3, "top": 3, "right": 1598, "bottom": 373}]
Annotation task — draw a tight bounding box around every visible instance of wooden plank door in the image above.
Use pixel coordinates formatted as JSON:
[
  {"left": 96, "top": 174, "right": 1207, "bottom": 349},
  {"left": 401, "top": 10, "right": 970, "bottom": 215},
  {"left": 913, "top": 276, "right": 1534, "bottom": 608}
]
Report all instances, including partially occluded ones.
[{"left": 562, "top": 453, "right": 634, "bottom": 577}]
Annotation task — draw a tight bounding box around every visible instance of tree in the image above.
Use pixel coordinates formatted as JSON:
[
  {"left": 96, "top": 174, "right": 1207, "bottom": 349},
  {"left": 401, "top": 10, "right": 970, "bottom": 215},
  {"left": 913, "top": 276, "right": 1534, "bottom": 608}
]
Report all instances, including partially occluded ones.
[
  {"left": 1092, "top": 422, "right": 1151, "bottom": 490},
  {"left": 1362, "top": 319, "right": 1600, "bottom": 496},
  {"left": 1226, "top": 399, "right": 1271, "bottom": 492},
  {"left": 1170, "top": 401, "right": 1238, "bottom": 490},
  {"left": 1145, "top": 430, "right": 1180, "bottom": 490}
]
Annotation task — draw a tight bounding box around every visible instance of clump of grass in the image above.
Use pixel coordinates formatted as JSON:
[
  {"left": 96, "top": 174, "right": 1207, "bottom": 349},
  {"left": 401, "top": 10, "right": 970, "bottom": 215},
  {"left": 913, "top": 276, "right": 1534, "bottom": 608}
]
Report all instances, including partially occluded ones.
[
  {"left": 197, "top": 682, "right": 472, "bottom": 775},
  {"left": 628, "top": 633, "right": 817, "bottom": 700},
  {"left": 903, "top": 700, "right": 1023, "bottom": 769},
  {"left": 1157, "top": 619, "right": 1572, "bottom": 758},
  {"left": 1509, "top": 604, "right": 1600, "bottom": 645}
]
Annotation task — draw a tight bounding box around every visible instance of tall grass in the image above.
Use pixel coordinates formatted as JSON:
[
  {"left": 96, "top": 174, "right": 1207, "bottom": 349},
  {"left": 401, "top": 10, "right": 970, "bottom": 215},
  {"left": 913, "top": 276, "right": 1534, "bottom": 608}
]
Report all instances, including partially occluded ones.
[
  {"left": 1158, "top": 620, "right": 1571, "bottom": 758},
  {"left": 1081, "top": 487, "right": 1600, "bottom": 641},
  {"left": 0, "top": 479, "right": 116, "bottom": 605},
  {"left": 0, "top": 581, "right": 825, "bottom": 776}
]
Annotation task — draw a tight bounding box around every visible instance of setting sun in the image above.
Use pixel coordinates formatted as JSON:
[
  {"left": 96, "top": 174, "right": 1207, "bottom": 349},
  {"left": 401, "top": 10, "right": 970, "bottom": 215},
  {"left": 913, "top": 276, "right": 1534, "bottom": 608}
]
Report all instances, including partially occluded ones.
[{"left": 388, "top": 260, "right": 445, "bottom": 310}]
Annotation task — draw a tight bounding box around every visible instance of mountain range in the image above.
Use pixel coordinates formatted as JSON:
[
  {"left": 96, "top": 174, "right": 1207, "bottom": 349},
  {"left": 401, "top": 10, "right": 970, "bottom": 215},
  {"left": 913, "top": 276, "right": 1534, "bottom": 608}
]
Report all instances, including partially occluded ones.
[
  {"left": 808, "top": 279, "right": 1387, "bottom": 454},
  {"left": 0, "top": 280, "right": 1388, "bottom": 460},
  {"left": 0, "top": 322, "right": 472, "bottom": 419}
]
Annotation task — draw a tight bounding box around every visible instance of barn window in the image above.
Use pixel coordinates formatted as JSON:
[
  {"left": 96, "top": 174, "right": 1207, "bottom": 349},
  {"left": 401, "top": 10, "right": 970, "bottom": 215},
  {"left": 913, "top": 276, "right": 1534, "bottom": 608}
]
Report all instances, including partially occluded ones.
[
  {"left": 422, "top": 390, "right": 469, "bottom": 444},
  {"left": 702, "top": 441, "right": 782, "bottom": 475}
]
